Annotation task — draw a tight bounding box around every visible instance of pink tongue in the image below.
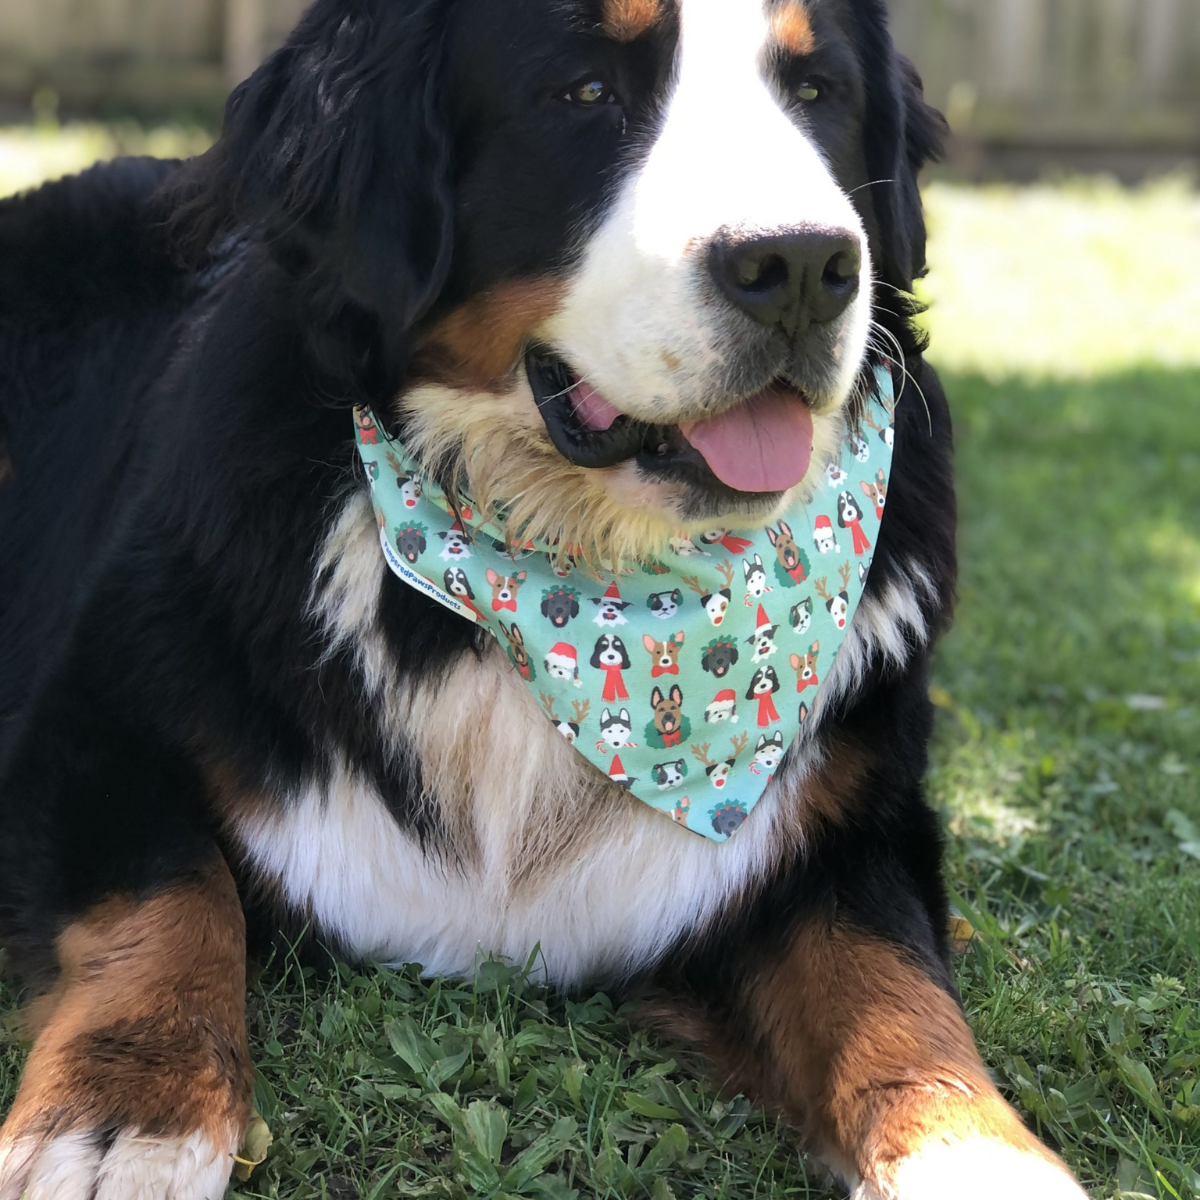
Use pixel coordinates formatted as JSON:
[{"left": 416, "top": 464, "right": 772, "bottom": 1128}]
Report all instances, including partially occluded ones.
[
  {"left": 571, "top": 380, "right": 623, "bottom": 432},
  {"left": 682, "top": 388, "right": 814, "bottom": 493}
]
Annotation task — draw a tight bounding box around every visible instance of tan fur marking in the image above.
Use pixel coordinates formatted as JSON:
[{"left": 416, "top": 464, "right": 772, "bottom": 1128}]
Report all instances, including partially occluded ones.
[
  {"left": 415, "top": 278, "right": 567, "bottom": 391},
  {"left": 603, "top": 0, "right": 663, "bottom": 41},
  {"left": 658, "top": 924, "right": 1070, "bottom": 1188},
  {"left": 3, "top": 853, "right": 251, "bottom": 1147},
  {"left": 772, "top": 2, "right": 816, "bottom": 57}
]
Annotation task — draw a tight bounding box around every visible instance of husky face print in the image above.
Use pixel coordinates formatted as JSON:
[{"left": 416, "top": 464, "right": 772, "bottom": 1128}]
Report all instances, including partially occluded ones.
[
  {"left": 751, "top": 732, "right": 785, "bottom": 775},
  {"left": 647, "top": 589, "right": 683, "bottom": 620},
  {"left": 742, "top": 554, "right": 771, "bottom": 602},
  {"left": 596, "top": 708, "right": 636, "bottom": 752},
  {"left": 790, "top": 597, "right": 813, "bottom": 634},
  {"left": 653, "top": 760, "right": 686, "bottom": 790}
]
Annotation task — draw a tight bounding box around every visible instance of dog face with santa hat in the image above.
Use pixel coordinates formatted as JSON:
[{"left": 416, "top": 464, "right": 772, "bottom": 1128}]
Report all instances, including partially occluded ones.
[
  {"left": 591, "top": 581, "right": 632, "bottom": 627},
  {"left": 812, "top": 514, "right": 839, "bottom": 555},
  {"left": 745, "top": 605, "right": 780, "bottom": 663},
  {"left": 543, "top": 643, "right": 582, "bottom": 687},
  {"left": 705, "top": 690, "right": 739, "bottom": 724}
]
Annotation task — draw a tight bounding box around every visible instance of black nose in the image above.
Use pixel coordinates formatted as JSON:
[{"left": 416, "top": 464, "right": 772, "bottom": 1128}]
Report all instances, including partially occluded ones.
[{"left": 709, "top": 227, "right": 862, "bottom": 334}]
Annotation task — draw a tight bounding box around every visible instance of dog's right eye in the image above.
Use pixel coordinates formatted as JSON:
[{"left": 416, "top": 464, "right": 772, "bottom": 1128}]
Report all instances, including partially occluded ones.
[{"left": 563, "top": 77, "right": 618, "bottom": 106}]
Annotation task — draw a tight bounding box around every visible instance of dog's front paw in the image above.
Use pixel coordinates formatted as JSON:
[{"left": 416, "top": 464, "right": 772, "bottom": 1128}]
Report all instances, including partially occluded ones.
[
  {"left": 853, "top": 1137, "right": 1089, "bottom": 1200},
  {"left": 0, "top": 1122, "right": 239, "bottom": 1200}
]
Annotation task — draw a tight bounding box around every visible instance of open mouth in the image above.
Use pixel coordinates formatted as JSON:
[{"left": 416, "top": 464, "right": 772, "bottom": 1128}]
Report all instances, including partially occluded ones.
[{"left": 526, "top": 347, "right": 816, "bottom": 496}]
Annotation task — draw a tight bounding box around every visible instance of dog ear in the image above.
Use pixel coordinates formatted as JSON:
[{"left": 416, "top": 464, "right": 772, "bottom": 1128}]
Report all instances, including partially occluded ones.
[{"left": 171, "top": 0, "right": 452, "bottom": 398}]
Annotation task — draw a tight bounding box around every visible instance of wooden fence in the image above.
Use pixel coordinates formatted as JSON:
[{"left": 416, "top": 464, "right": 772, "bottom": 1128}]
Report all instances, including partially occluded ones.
[{"left": 1, "top": 0, "right": 1197, "bottom": 168}]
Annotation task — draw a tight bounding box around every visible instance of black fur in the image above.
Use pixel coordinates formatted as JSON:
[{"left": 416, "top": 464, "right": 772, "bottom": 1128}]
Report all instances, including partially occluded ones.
[{"left": 0, "top": 0, "right": 955, "bottom": 1155}]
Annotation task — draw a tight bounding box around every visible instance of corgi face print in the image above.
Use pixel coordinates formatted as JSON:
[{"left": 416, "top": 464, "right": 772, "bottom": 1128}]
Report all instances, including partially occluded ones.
[
  {"left": 790, "top": 642, "right": 821, "bottom": 687},
  {"left": 653, "top": 761, "right": 686, "bottom": 790},
  {"left": 700, "top": 589, "right": 731, "bottom": 626},
  {"left": 647, "top": 589, "right": 683, "bottom": 620},
  {"left": 486, "top": 568, "right": 527, "bottom": 612},
  {"left": 443, "top": 567, "right": 474, "bottom": 601},
  {"left": 541, "top": 585, "right": 581, "bottom": 628},
  {"left": 861, "top": 472, "right": 887, "bottom": 516},
  {"left": 590, "top": 634, "right": 631, "bottom": 671},
  {"left": 643, "top": 631, "right": 685, "bottom": 675},
  {"left": 790, "top": 597, "right": 813, "bottom": 633}
]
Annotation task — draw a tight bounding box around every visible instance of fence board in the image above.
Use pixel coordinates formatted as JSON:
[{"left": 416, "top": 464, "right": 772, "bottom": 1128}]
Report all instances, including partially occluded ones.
[{"left": 0, "top": 0, "right": 1196, "bottom": 167}]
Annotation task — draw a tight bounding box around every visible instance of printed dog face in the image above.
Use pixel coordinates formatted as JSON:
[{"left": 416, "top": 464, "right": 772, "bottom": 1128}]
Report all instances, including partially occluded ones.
[{"left": 650, "top": 684, "right": 685, "bottom": 739}]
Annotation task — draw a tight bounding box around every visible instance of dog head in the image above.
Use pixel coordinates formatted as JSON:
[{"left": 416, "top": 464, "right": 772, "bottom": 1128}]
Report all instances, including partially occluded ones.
[{"left": 180, "top": 0, "right": 943, "bottom": 562}]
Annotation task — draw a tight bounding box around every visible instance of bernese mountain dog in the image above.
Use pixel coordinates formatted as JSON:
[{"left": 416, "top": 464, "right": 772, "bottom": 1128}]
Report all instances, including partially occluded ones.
[{"left": 0, "top": 1, "right": 1088, "bottom": 1197}]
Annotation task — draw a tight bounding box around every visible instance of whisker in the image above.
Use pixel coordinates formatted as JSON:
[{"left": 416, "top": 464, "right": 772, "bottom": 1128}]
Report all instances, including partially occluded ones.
[{"left": 847, "top": 178, "right": 895, "bottom": 198}]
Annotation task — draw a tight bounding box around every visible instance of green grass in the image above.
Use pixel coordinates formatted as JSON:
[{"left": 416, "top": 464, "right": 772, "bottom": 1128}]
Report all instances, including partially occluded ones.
[{"left": 1, "top": 138, "right": 1198, "bottom": 1198}]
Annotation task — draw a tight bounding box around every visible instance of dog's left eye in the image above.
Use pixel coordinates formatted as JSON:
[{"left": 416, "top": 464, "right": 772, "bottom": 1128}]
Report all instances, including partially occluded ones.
[
  {"left": 564, "top": 77, "right": 617, "bottom": 106},
  {"left": 795, "top": 81, "right": 820, "bottom": 102}
]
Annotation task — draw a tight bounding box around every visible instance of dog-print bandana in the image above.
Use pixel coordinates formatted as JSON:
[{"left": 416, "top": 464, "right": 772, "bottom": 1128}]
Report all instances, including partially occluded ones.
[{"left": 355, "top": 365, "right": 896, "bottom": 842}]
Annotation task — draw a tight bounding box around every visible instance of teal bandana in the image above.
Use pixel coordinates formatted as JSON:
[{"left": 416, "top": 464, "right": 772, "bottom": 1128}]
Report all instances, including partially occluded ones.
[{"left": 354, "top": 365, "right": 895, "bottom": 842}]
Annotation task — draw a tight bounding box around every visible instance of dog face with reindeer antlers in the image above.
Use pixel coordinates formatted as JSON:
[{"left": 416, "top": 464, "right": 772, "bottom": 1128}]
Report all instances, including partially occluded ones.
[{"left": 0, "top": 1, "right": 1088, "bottom": 1198}]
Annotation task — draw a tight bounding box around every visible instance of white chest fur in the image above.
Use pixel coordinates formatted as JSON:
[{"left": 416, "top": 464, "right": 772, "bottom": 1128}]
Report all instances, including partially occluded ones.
[{"left": 229, "top": 494, "right": 928, "bottom": 987}]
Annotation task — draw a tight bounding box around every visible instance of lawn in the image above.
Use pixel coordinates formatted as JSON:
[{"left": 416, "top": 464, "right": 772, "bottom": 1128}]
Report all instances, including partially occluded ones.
[{"left": 1, "top": 128, "right": 1198, "bottom": 1200}]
